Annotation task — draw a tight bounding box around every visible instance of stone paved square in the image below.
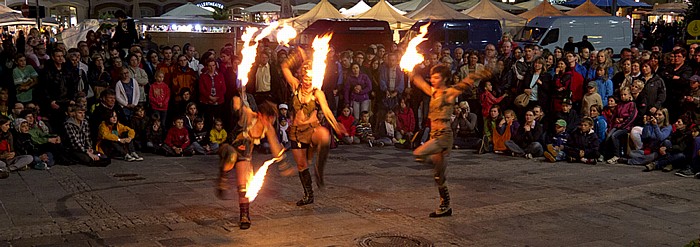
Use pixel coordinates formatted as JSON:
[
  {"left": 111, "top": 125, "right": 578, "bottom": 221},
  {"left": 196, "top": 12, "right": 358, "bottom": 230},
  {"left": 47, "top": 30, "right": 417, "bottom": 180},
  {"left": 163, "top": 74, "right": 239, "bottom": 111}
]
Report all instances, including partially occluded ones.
[{"left": 0, "top": 145, "right": 699, "bottom": 246}]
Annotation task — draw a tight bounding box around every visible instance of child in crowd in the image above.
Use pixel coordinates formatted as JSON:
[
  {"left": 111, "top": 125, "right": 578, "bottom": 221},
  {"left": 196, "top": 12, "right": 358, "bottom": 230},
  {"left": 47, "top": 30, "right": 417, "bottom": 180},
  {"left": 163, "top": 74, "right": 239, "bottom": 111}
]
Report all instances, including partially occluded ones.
[
  {"left": 479, "top": 81, "right": 507, "bottom": 117},
  {"left": 97, "top": 110, "right": 143, "bottom": 161},
  {"left": 190, "top": 117, "right": 213, "bottom": 155},
  {"left": 602, "top": 96, "right": 617, "bottom": 127},
  {"left": 209, "top": 118, "right": 226, "bottom": 152},
  {"left": 581, "top": 82, "right": 603, "bottom": 117},
  {"left": 184, "top": 102, "right": 199, "bottom": 131},
  {"left": 544, "top": 119, "right": 569, "bottom": 163},
  {"left": 14, "top": 119, "right": 54, "bottom": 169},
  {"left": 372, "top": 111, "right": 399, "bottom": 147},
  {"left": 356, "top": 111, "right": 374, "bottom": 145},
  {"left": 589, "top": 105, "right": 607, "bottom": 145},
  {"left": 606, "top": 87, "right": 637, "bottom": 164},
  {"left": 163, "top": 117, "right": 194, "bottom": 156},
  {"left": 396, "top": 98, "right": 415, "bottom": 143},
  {"left": 337, "top": 107, "right": 359, "bottom": 144},
  {"left": 278, "top": 117, "right": 290, "bottom": 149},
  {"left": 145, "top": 114, "right": 165, "bottom": 154},
  {"left": 0, "top": 116, "right": 33, "bottom": 176},
  {"left": 593, "top": 66, "right": 613, "bottom": 107},
  {"left": 565, "top": 117, "right": 600, "bottom": 164},
  {"left": 278, "top": 104, "right": 289, "bottom": 119},
  {"left": 556, "top": 98, "right": 579, "bottom": 134},
  {"left": 492, "top": 109, "right": 519, "bottom": 154},
  {"left": 480, "top": 105, "right": 501, "bottom": 154},
  {"left": 129, "top": 105, "right": 148, "bottom": 150},
  {"left": 149, "top": 71, "right": 170, "bottom": 127}
]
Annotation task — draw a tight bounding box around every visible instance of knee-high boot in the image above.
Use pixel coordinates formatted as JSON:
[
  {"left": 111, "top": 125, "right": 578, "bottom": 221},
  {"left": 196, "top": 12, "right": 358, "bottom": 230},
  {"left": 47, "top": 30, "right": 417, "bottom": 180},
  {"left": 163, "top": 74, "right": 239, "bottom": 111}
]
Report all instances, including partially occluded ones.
[
  {"left": 314, "top": 144, "right": 329, "bottom": 188},
  {"left": 429, "top": 185, "right": 452, "bottom": 217},
  {"left": 238, "top": 186, "right": 251, "bottom": 229},
  {"left": 217, "top": 144, "right": 236, "bottom": 199},
  {"left": 296, "top": 169, "right": 314, "bottom": 206}
]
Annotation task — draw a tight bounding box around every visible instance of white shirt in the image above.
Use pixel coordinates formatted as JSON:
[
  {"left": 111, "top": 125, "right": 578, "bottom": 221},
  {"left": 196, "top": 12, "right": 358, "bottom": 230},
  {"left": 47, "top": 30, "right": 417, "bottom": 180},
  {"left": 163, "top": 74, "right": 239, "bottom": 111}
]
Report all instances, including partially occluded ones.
[{"left": 255, "top": 63, "right": 271, "bottom": 92}]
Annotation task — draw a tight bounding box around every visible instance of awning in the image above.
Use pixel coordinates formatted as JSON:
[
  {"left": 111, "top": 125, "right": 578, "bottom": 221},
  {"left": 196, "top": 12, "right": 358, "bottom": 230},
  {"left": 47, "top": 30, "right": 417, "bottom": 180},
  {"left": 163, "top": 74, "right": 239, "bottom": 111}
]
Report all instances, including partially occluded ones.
[{"left": 562, "top": 0, "right": 651, "bottom": 8}]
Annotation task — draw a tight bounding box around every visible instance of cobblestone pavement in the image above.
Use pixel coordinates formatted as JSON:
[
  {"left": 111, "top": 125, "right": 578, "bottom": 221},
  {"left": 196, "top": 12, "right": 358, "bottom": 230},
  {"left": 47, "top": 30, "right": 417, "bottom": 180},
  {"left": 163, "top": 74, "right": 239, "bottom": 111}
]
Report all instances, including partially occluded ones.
[{"left": 1, "top": 145, "right": 699, "bottom": 246}]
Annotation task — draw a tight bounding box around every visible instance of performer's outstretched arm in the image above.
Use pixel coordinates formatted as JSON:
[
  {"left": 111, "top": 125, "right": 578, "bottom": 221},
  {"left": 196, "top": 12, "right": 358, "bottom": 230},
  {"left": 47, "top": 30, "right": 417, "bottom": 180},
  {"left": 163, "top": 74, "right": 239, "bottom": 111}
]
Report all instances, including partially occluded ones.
[
  {"left": 281, "top": 48, "right": 307, "bottom": 90},
  {"left": 446, "top": 69, "right": 493, "bottom": 102},
  {"left": 410, "top": 71, "right": 432, "bottom": 96}
]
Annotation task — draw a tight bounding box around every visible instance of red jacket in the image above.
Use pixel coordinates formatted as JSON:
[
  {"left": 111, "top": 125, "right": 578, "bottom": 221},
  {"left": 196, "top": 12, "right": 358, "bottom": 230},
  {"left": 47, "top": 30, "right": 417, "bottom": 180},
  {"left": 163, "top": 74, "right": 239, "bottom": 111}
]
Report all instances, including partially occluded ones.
[
  {"left": 149, "top": 81, "right": 170, "bottom": 111},
  {"left": 165, "top": 127, "right": 190, "bottom": 149},
  {"left": 568, "top": 68, "right": 585, "bottom": 103},
  {"left": 337, "top": 114, "right": 356, "bottom": 137},
  {"left": 198, "top": 71, "right": 226, "bottom": 105},
  {"left": 396, "top": 107, "right": 415, "bottom": 133}
]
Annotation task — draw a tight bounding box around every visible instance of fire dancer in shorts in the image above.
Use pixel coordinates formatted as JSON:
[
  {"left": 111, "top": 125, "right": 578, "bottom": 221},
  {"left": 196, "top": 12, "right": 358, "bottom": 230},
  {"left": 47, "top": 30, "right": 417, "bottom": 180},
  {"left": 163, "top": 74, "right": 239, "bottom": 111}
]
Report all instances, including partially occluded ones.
[
  {"left": 217, "top": 95, "right": 287, "bottom": 230},
  {"left": 409, "top": 64, "right": 490, "bottom": 217},
  {"left": 280, "top": 48, "right": 347, "bottom": 206}
]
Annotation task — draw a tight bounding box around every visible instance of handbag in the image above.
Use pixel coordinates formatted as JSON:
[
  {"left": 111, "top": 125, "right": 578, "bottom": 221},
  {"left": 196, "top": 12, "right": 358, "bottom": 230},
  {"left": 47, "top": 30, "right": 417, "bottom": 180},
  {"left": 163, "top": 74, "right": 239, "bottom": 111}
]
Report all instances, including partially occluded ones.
[{"left": 514, "top": 93, "right": 530, "bottom": 108}]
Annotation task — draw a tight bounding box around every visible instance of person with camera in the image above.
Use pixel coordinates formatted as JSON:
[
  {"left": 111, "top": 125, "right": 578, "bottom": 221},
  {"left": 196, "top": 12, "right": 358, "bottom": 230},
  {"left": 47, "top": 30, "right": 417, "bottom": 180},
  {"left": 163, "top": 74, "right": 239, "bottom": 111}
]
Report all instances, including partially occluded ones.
[{"left": 617, "top": 109, "right": 672, "bottom": 170}]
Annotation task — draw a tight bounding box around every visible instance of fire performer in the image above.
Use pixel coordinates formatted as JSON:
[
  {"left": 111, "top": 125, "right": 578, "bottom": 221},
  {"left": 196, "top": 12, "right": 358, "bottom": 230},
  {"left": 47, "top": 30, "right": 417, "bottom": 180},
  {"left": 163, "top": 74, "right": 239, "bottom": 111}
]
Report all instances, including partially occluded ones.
[
  {"left": 281, "top": 48, "right": 346, "bottom": 206},
  {"left": 409, "top": 64, "right": 491, "bottom": 217},
  {"left": 217, "top": 95, "right": 286, "bottom": 229}
]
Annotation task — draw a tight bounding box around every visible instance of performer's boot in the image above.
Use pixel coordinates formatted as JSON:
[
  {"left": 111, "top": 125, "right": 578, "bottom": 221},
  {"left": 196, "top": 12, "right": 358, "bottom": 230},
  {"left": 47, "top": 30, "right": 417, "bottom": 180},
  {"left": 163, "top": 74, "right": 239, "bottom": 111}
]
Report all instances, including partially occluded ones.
[
  {"left": 238, "top": 187, "right": 251, "bottom": 229},
  {"left": 314, "top": 144, "right": 330, "bottom": 188},
  {"left": 429, "top": 185, "right": 452, "bottom": 218},
  {"left": 296, "top": 169, "right": 314, "bottom": 206}
]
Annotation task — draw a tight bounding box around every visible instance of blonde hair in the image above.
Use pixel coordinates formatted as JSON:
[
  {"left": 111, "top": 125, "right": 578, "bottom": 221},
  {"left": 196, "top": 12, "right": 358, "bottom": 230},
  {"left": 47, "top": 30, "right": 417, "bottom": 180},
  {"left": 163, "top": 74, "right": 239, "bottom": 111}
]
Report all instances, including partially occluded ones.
[{"left": 385, "top": 110, "right": 396, "bottom": 127}]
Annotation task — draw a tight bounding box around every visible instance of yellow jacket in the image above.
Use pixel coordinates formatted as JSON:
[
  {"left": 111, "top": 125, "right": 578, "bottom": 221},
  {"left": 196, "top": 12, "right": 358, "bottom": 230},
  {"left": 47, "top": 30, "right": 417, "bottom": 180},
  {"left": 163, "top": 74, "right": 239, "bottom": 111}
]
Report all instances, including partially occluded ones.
[
  {"left": 210, "top": 129, "right": 227, "bottom": 144},
  {"left": 96, "top": 122, "right": 136, "bottom": 153}
]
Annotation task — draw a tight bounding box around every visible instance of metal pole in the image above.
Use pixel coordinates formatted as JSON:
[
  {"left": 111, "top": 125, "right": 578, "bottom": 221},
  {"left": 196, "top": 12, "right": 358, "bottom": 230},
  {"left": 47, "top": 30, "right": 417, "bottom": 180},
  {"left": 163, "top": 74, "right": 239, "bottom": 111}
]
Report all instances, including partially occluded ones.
[{"left": 35, "top": 0, "right": 41, "bottom": 28}]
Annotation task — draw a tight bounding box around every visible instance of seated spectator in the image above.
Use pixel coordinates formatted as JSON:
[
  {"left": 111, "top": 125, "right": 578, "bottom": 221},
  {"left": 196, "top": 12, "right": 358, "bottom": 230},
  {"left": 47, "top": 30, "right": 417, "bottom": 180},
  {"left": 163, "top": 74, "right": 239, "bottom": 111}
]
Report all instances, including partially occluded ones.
[
  {"left": 605, "top": 87, "right": 637, "bottom": 164},
  {"left": 396, "top": 98, "right": 415, "bottom": 143},
  {"left": 97, "top": 110, "right": 143, "bottom": 161},
  {"left": 556, "top": 98, "right": 579, "bottom": 134},
  {"left": 589, "top": 105, "right": 607, "bottom": 146},
  {"left": 163, "top": 117, "right": 194, "bottom": 156},
  {"left": 13, "top": 119, "right": 53, "bottom": 169},
  {"left": 452, "top": 101, "right": 480, "bottom": 149},
  {"left": 674, "top": 125, "right": 700, "bottom": 178},
  {"left": 91, "top": 89, "right": 125, "bottom": 139},
  {"left": 565, "top": 117, "right": 600, "bottom": 164},
  {"left": 145, "top": 114, "right": 165, "bottom": 154},
  {"left": 480, "top": 105, "right": 502, "bottom": 154},
  {"left": 172, "top": 88, "right": 194, "bottom": 122},
  {"left": 0, "top": 116, "right": 34, "bottom": 173},
  {"left": 149, "top": 71, "right": 170, "bottom": 127},
  {"left": 128, "top": 105, "right": 148, "bottom": 150},
  {"left": 664, "top": 115, "right": 694, "bottom": 176},
  {"left": 184, "top": 102, "right": 199, "bottom": 131},
  {"left": 682, "top": 75, "right": 700, "bottom": 121},
  {"left": 620, "top": 108, "right": 672, "bottom": 169},
  {"left": 505, "top": 110, "right": 544, "bottom": 159},
  {"left": 544, "top": 119, "right": 569, "bottom": 163},
  {"left": 356, "top": 111, "right": 374, "bottom": 144},
  {"left": 337, "top": 107, "right": 359, "bottom": 144},
  {"left": 190, "top": 117, "right": 213, "bottom": 154},
  {"left": 115, "top": 67, "right": 140, "bottom": 119},
  {"left": 371, "top": 111, "right": 399, "bottom": 147},
  {"left": 63, "top": 107, "right": 111, "bottom": 166},
  {"left": 209, "top": 118, "right": 226, "bottom": 152},
  {"left": 277, "top": 117, "right": 290, "bottom": 150},
  {"left": 493, "top": 109, "right": 519, "bottom": 154}
]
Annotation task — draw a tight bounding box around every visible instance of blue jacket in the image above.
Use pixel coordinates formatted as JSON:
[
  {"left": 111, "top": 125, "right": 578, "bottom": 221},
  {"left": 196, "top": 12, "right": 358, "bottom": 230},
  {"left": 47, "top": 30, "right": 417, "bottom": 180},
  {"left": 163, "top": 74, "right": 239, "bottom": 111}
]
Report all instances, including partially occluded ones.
[
  {"left": 592, "top": 115, "right": 607, "bottom": 144},
  {"left": 379, "top": 64, "right": 405, "bottom": 94},
  {"left": 574, "top": 64, "right": 587, "bottom": 81},
  {"left": 594, "top": 78, "right": 614, "bottom": 107},
  {"left": 585, "top": 66, "right": 614, "bottom": 82},
  {"left": 641, "top": 123, "right": 672, "bottom": 149}
]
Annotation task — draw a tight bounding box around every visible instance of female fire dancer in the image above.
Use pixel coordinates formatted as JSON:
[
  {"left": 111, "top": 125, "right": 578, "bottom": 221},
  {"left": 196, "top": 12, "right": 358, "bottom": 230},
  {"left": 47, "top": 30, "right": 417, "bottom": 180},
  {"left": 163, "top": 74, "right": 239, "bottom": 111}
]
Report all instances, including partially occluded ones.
[
  {"left": 217, "top": 95, "right": 286, "bottom": 230},
  {"left": 280, "top": 48, "right": 346, "bottom": 206},
  {"left": 410, "top": 64, "right": 490, "bottom": 217}
]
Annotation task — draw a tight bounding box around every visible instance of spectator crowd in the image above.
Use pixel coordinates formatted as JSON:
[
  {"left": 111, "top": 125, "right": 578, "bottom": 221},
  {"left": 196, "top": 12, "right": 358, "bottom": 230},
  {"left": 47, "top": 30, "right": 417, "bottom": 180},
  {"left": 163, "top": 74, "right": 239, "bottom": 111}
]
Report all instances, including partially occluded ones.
[{"left": 0, "top": 16, "right": 699, "bottom": 181}]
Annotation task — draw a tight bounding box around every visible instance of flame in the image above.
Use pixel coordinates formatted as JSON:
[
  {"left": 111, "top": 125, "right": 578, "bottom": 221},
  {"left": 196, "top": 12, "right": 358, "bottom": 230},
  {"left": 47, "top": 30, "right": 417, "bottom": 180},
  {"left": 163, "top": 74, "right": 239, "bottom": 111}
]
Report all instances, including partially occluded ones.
[
  {"left": 399, "top": 23, "right": 430, "bottom": 72},
  {"left": 245, "top": 150, "right": 285, "bottom": 202},
  {"left": 310, "top": 34, "right": 333, "bottom": 89},
  {"left": 237, "top": 22, "right": 281, "bottom": 88},
  {"left": 277, "top": 24, "right": 297, "bottom": 46}
]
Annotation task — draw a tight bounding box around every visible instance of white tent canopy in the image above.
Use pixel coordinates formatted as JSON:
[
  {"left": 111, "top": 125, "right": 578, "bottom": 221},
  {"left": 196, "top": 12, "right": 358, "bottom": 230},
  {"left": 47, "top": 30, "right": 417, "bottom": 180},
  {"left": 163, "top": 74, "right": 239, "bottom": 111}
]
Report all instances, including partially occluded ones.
[
  {"left": 353, "top": 0, "right": 415, "bottom": 30},
  {"left": 340, "top": 0, "right": 371, "bottom": 17},
  {"left": 58, "top": 19, "right": 100, "bottom": 49},
  {"left": 244, "top": 2, "right": 282, "bottom": 13},
  {"left": 406, "top": 0, "right": 472, "bottom": 20},
  {"left": 462, "top": 0, "right": 526, "bottom": 33},
  {"left": 395, "top": 0, "right": 461, "bottom": 12},
  {"left": 161, "top": 3, "right": 213, "bottom": 18},
  {"left": 284, "top": 0, "right": 344, "bottom": 29},
  {"left": 515, "top": 0, "right": 572, "bottom": 11}
]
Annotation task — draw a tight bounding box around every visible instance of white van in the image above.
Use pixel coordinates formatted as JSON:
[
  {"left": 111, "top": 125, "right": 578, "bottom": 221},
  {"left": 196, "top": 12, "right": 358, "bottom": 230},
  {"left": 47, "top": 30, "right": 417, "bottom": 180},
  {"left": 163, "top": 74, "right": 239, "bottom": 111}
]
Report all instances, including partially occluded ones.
[{"left": 515, "top": 16, "right": 632, "bottom": 54}]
